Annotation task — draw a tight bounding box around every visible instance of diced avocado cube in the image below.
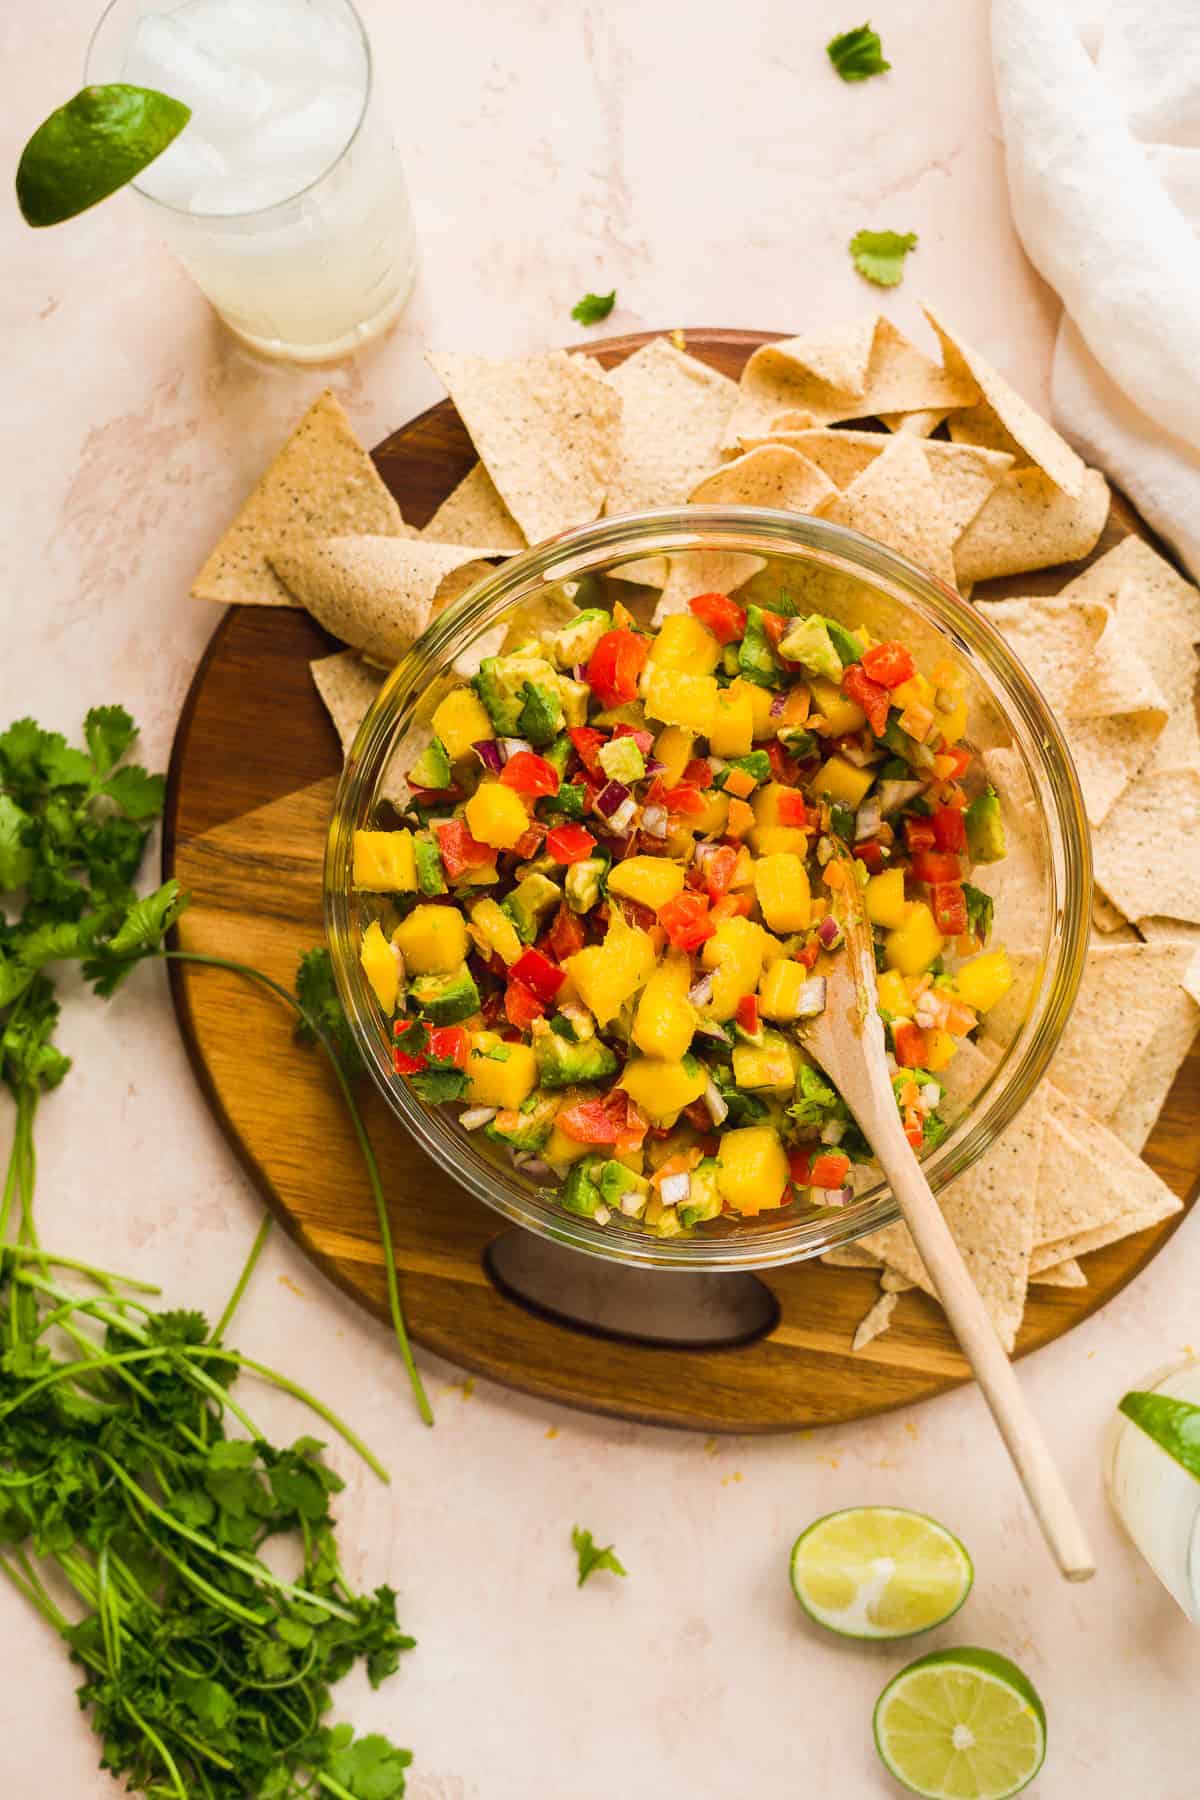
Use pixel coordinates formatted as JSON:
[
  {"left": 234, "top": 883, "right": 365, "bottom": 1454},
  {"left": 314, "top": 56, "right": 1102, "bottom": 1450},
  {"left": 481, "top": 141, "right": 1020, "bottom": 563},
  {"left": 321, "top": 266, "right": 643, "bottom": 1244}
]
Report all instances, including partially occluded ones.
[
  {"left": 561, "top": 1155, "right": 606, "bottom": 1217},
  {"left": 550, "top": 673, "right": 591, "bottom": 728},
  {"left": 715, "top": 749, "right": 771, "bottom": 791},
  {"left": 534, "top": 1032, "right": 619, "bottom": 1089},
  {"left": 777, "top": 615, "right": 842, "bottom": 683},
  {"left": 599, "top": 1161, "right": 650, "bottom": 1216},
  {"left": 414, "top": 833, "right": 448, "bottom": 896},
  {"left": 544, "top": 734, "right": 574, "bottom": 778},
  {"left": 548, "top": 781, "right": 588, "bottom": 822},
  {"left": 737, "top": 606, "right": 785, "bottom": 689},
  {"left": 821, "top": 617, "right": 865, "bottom": 670},
  {"left": 679, "top": 1158, "right": 722, "bottom": 1227},
  {"left": 597, "top": 736, "right": 645, "bottom": 784},
  {"left": 565, "top": 857, "right": 606, "bottom": 914},
  {"left": 474, "top": 655, "right": 559, "bottom": 735},
  {"left": 517, "top": 680, "right": 564, "bottom": 747},
  {"left": 547, "top": 608, "right": 611, "bottom": 670},
  {"left": 409, "top": 737, "right": 452, "bottom": 791},
  {"left": 508, "top": 872, "right": 563, "bottom": 941},
  {"left": 485, "top": 1090, "right": 560, "bottom": 1151},
  {"left": 965, "top": 787, "right": 1006, "bottom": 864},
  {"left": 410, "top": 963, "right": 480, "bottom": 1025}
]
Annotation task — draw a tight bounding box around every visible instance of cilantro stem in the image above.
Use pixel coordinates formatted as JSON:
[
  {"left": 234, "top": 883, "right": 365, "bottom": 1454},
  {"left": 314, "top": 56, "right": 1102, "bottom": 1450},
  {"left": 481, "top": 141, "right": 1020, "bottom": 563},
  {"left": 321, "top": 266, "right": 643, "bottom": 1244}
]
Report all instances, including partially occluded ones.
[
  {"left": 182, "top": 1346, "right": 390, "bottom": 1484},
  {"left": 211, "top": 1211, "right": 272, "bottom": 1344},
  {"left": 4, "top": 1244, "right": 161, "bottom": 1292},
  {"left": 164, "top": 949, "right": 434, "bottom": 1427}
]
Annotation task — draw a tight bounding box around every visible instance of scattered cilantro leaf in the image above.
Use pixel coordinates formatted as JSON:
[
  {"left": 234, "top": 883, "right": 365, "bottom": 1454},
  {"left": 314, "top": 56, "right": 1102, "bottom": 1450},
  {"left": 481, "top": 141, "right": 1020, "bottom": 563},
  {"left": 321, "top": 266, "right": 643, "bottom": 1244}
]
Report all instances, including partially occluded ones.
[
  {"left": 571, "top": 289, "right": 616, "bottom": 326},
  {"left": 83, "top": 704, "right": 138, "bottom": 775},
  {"left": 572, "top": 1525, "right": 627, "bottom": 1587},
  {"left": 295, "top": 945, "right": 363, "bottom": 1076},
  {"left": 826, "top": 22, "right": 890, "bottom": 81},
  {"left": 849, "top": 228, "right": 917, "bottom": 288}
]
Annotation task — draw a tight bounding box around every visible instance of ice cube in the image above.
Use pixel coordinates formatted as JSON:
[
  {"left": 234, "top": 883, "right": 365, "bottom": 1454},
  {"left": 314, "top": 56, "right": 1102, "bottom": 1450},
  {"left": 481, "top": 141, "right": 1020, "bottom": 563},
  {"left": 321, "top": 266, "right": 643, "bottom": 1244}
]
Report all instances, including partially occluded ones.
[
  {"left": 178, "top": 0, "right": 364, "bottom": 90},
  {"left": 135, "top": 128, "right": 230, "bottom": 205},
  {"left": 240, "top": 88, "right": 363, "bottom": 194},
  {"left": 122, "top": 12, "right": 271, "bottom": 141},
  {"left": 189, "top": 171, "right": 296, "bottom": 216}
]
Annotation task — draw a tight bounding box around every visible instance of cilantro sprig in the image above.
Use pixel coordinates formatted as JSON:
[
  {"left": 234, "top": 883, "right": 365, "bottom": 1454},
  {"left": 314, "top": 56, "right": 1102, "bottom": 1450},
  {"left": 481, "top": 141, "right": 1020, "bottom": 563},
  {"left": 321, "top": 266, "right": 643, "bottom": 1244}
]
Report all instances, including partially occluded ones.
[
  {"left": 572, "top": 1525, "right": 627, "bottom": 1587},
  {"left": 571, "top": 289, "right": 616, "bottom": 326},
  {"left": 826, "top": 23, "right": 890, "bottom": 82}
]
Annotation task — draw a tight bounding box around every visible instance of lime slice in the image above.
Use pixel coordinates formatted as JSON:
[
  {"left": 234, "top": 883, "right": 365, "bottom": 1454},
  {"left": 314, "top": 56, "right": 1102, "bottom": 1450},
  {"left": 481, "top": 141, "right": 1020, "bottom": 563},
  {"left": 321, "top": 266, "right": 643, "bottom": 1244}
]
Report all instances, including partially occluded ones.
[
  {"left": 1119, "top": 1391, "right": 1200, "bottom": 1480},
  {"left": 789, "top": 1506, "right": 973, "bottom": 1639},
  {"left": 874, "top": 1647, "right": 1046, "bottom": 1800},
  {"left": 17, "top": 85, "right": 191, "bottom": 228}
]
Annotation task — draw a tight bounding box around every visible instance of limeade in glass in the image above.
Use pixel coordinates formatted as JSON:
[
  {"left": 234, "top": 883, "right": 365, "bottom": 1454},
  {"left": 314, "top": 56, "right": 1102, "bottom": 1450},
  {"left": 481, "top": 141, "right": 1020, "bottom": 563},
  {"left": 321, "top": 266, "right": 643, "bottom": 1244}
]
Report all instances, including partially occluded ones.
[
  {"left": 87, "top": 0, "right": 417, "bottom": 360},
  {"left": 1106, "top": 1357, "right": 1200, "bottom": 1622}
]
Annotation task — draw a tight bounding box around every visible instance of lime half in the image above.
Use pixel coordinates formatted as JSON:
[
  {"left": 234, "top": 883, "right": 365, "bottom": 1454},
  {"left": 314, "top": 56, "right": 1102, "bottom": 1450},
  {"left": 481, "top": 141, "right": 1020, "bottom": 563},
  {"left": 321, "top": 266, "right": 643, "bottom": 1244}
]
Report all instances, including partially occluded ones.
[
  {"left": 874, "top": 1647, "right": 1047, "bottom": 1800},
  {"left": 17, "top": 85, "right": 190, "bottom": 227},
  {"left": 790, "top": 1506, "right": 973, "bottom": 1639},
  {"left": 1119, "top": 1391, "right": 1200, "bottom": 1480}
]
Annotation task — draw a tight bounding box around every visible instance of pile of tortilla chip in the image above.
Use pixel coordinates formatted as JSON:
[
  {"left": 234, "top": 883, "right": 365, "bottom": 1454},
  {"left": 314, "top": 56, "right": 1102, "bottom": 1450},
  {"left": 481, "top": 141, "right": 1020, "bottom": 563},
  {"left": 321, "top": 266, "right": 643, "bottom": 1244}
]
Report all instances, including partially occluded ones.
[{"left": 191, "top": 309, "right": 1199, "bottom": 1358}]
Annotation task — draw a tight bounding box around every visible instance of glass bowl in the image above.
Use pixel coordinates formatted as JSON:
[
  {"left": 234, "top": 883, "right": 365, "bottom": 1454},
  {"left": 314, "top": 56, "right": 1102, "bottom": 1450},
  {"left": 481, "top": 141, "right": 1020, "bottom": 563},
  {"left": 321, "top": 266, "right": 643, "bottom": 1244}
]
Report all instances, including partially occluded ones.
[{"left": 324, "top": 508, "right": 1090, "bottom": 1271}]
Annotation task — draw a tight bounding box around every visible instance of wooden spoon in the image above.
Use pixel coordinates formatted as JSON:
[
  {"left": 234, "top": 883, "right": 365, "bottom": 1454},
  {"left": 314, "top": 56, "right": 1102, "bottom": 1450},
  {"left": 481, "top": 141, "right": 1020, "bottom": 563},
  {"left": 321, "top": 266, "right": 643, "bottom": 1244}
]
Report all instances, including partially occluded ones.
[{"left": 800, "top": 860, "right": 1095, "bottom": 1581}]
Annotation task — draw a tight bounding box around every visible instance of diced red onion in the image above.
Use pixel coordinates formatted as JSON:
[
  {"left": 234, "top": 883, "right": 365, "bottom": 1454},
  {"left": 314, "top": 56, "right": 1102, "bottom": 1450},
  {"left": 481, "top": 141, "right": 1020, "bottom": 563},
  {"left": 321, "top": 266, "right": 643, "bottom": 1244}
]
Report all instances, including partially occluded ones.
[
  {"left": 572, "top": 664, "right": 588, "bottom": 682},
  {"left": 643, "top": 757, "right": 666, "bottom": 777},
  {"left": 704, "top": 1076, "right": 729, "bottom": 1126},
  {"left": 500, "top": 736, "right": 532, "bottom": 762},
  {"left": 819, "top": 1119, "right": 845, "bottom": 1145},
  {"left": 855, "top": 798, "right": 883, "bottom": 841},
  {"left": 460, "top": 1106, "right": 497, "bottom": 1130},
  {"left": 707, "top": 755, "right": 727, "bottom": 773},
  {"left": 641, "top": 804, "right": 668, "bottom": 839},
  {"left": 659, "top": 1172, "right": 691, "bottom": 1207},
  {"left": 817, "top": 913, "right": 842, "bottom": 949},
  {"left": 692, "top": 841, "right": 716, "bottom": 866},
  {"left": 878, "top": 778, "right": 924, "bottom": 815},
  {"left": 472, "top": 740, "right": 504, "bottom": 773},
  {"left": 595, "top": 778, "right": 632, "bottom": 819},
  {"left": 835, "top": 1185, "right": 854, "bottom": 1206},
  {"left": 769, "top": 692, "right": 789, "bottom": 718},
  {"left": 518, "top": 1157, "right": 552, "bottom": 1179},
  {"left": 619, "top": 1189, "right": 645, "bottom": 1216},
  {"left": 917, "top": 1082, "right": 941, "bottom": 1114},
  {"left": 794, "top": 976, "right": 827, "bottom": 1018},
  {"left": 688, "top": 972, "right": 715, "bottom": 1007},
  {"left": 593, "top": 1203, "right": 612, "bottom": 1225},
  {"left": 839, "top": 739, "right": 880, "bottom": 769},
  {"left": 609, "top": 796, "right": 638, "bottom": 833}
]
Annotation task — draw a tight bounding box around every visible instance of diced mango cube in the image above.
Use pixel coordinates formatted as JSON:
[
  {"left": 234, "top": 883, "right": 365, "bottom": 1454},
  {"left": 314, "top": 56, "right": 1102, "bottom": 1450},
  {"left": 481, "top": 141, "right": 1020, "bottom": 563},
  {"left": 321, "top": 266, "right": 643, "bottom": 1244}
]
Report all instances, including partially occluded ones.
[
  {"left": 464, "top": 781, "right": 529, "bottom": 850},
  {"left": 750, "top": 825, "right": 810, "bottom": 857},
  {"left": 731, "top": 676, "right": 776, "bottom": 740},
  {"left": 463, "top": 1033, "right": 538, "bottom": 1109},
  {"left": 934, "top": 690, "right": 968, "bottom": 747},
  {"left": 808, "top": 675, "right": 866, "bottom": 735},
  {"left": 759, "top": 958, "right": 816, "bottom": 1022},
  {"left": 701, "top": 915, "right": 766, "bottom": 1021},
  {"left": 620, "top": 1054, "right": 706, "bottom": 1121},
  {"left": 431, "top": 688, "right": 494, "bottom": 761},
  {"left": 632, "top": 952, "right": 697, "bottom": 1061},
  {"left": 565, "top": 909, "right": 656, "bottom": 1024},
  {"left": 650, "top": 612, "right": 721, "bottom": 674},
  {"left": 953, "top": 950, "right": 1013, "bottom": 1013},
  {"left": 814, "top": 755, "right": 875, "bottom": 810},
  {"left": 690, "top": 790, "right": 729, "bottom": 837},
  {"left": 891, "top": 673, "right": 934, "bottom": 713},
  {"left": 924, "top": 1027, "right": 956, "bottom": 1071},
  {"left": 715, "top": 1124, "right": 788, "bottom": 1216},
  {"left": 875, "top": 968, "right": 911, "bottom": 1017},
  {"left": 865, "top": 867, "right": 909, "bottom": 930},
  {"left": 392, "top": 903, "right": 468, "bottom": 974},
  {"left": 885, "top": 901, "right": 945, "bottom": 977},
  {"left": 642, "top": 666, "right": 719, "bottom": 735},
  {"left": 607, "top": 855, "right": 686, "bottom": 910},
  {"left": 468, "top": 896, "right": 523, "bottom": 965},
  {"left": 653, "top": 726, "right": 694, "bottom": 788},
  {"left": 708, "top": 686, "right": 755, "bottom": 757},
  {"left": 754, "top": 853, "right": 812, "bottom": 932},
  {"left": 353, "top": 829, "right": 417, "bottom": 893},
  {"left": 360, "top": 920, "right": 399, "bottom": 1013},
  {"left": 543, "top": 1121, "right": 592, "bottom": 1168}
]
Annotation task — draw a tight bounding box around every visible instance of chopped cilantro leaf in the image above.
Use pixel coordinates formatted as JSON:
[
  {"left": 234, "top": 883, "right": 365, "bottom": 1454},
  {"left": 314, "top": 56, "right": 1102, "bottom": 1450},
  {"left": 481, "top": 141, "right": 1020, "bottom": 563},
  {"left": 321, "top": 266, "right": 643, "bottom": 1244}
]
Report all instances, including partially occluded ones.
[
  {"left": 963, "top": 882, "right": 994, "bottom": 944},
  {"left": 826, "top": 22, "right": 890, "bottom": 81},
  {"left": 571, "top": 289, "right": 616, "bottom": 325},
  {"left": 411, "top": 1066, "right": 468, "bottom": 1103},
  {"left": 849, "top": 228, "right": 917, "bottom": 288},
  {"left": 572, "top": 1525, "right": 627, "bottom": 1587}
]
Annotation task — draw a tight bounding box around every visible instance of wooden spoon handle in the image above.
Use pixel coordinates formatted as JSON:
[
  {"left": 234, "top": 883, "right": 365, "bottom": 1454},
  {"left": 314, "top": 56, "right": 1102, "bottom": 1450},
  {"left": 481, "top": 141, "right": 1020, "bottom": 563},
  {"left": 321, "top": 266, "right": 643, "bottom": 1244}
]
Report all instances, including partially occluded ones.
[{"left": 881, "top": 1131, "right": 1095, "bottom": 1582}]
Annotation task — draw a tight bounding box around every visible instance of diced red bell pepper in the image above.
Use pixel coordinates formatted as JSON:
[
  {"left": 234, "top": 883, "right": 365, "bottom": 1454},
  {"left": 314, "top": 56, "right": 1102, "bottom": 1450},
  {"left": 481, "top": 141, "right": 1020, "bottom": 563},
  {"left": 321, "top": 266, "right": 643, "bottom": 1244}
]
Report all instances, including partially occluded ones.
[
  {"left": 426, "top": 1025, "right": 471, "bottom": 1068},
  {"left": 904, "top": 816, "right": 937, "bottom": 852},
  {"left": 735, "top": 994, "right": 760, "bottom": 1036},
  {"left": 503, "top": 977, "right": 545, "bottom": 1030},
  {"left": 556, "top": 1098, "right": 621, "bottom": 1144},
  {"left": 611, "top": 723, "right": 654, "bottom": 756},
  {"left": 510, "top": 947, "right": 565, "bottom": 1004},
  {"left": 841, "top": 663, "right": 890, "bottom": 738},
  {"left": 512, "top": 824, "right": 546, "bottom": 860},
  {"left": 435, "top": 819, "right": 496, "bottom": 881},
  {"left": 759, "top": 610, "right": 790, "bottom": 649},
  {"left": 932, "top": 805, "right": 966, "bottom": 852},
  {"left": 683, "top": 1098, "right": 714, "bottom": 1133},
  {"left": 393, "top": 1048, "right": 426, "bottom": 1075},
  {"left": 710, "top": 892, "right": 753, "bottom": 923},
  {"left": 500, "top": 751, "right": 559, "bottom": 798},
  {"left": 567, "top": 726, "right": 607, "bottom": 778},
  {"left": 659, "top": 890, "right": 716, "bottom": 951},
  {"left": 929, "top": 882, "right": 968, "bottom": 937},
  {"left": 703, "top": 844, "right": 739, "bottom": 899},
  {"left": 861, "top": 640, "right": 916, "bottom": 690},
  {"left": 912, "top": 849, "right": 962, "bottom": 885},
  {"left": 688, "top": 591, "right": 747, "bottom": 644},
  {"left": 796, "top": 939, "right": 821, "bottom": 970},
  {"left": 892, "top": 1021, "right": 929, "bottom": 1069},
  {"left": 941, "top": 745, "right": 972, "bottom": 780},
  {"left": 603, "top": 1088, "right": 648, "bottom": 1154},
  {"left": 766, "top": 741, "right": 801, "bottom": 786},
  {"left": 545, "top": 823, "right": 597, "bottom": 864},
  {"left": 682, "top": 757, "right": 713, "bottom": 788},
  {"left": 585, "top": 628, "right": 648, "bottom": 707},
  {"left": 776, "top": 790, "right": 812, "bottom": 828},
  {"left": 809, "top": 1151, "right": 851, "bottom": 1189},
  {"left": 662, "top": 783, "right": 706, "bottom": 816},
  {"left": 904, "top": 1114, "right": 925, "bottom": 1151},
  {"left": 788, "top": 1149, "right": 813, "bottom": 1186},
  {"left": 542, "top": 902, "right": 586, "bottom": 963},
  {"left": 854, "top": 840, "right": 887, "bottom": 874}
]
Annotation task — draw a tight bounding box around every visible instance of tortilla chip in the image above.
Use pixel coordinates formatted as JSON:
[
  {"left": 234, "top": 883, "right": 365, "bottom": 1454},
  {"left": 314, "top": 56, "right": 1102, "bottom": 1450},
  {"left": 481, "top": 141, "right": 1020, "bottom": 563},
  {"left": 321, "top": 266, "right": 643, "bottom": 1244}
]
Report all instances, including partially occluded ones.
[
  {"left": 270, "top": 535, "right": 498, "bottom": 666},
  {"left": 1038, "top": 941, "right": 1198, "bottom": 1122},
  {"left": 858, "top": 316, "right": 980, "bottom": 416},
  {"left": 1091, "top": 767, "right": 1200, "bottom": 926},
  {"left": 947, "top": 406, "right": 1027, "bottom": 463},
  {"left": 422, "top": 462, "right": 526, "bottom": 551},
  {"left": 954, "top": 468, "right": 1109, "bottom": 584},
  {"left": 1092, "top": 890, "right": 1129, "bottom": 933},
  {"left": 688, "top": 444, "right": 837, "bottom": 513},
  {"left": 880, "top": 409, "right": 951, "bottom": 437},
  {"left": 1031, "top": 1259, "right": 1087, "bottom": 1288},
  {"left": 604, "top": 337, "right": 738, "bottom": 514},
  {"left": 653, "top": 549, "right": 765, "bottom": 624},
  {"left": 1032, "top": 1094, "right": 1182, "bottom": 1267},
  {"left": 192, "top": 391, "right": 413, "bottom": 607},
  {"left": 976, "top": 597, "right": 1108, "bottom": 713},
  {"left": 427, "top": 349, "right": 620, "bottom": 545},
  {"left": 610, "top": 555, "right": 668, "bottom": 588},
  {"left": 761, "top": 430, "right": 1011, "bottom": 538},
  {"left": 822, "top": 437, "right": 957, "bottom": 588},
  {"left": 850, "top": 1092, "right": 1045, "bottom": 1353},
  {"left": 851, "top": 1290, "right": 898, "bottom": 1351},
  {"left": 310, "top": 650, "right": 383, "bottom": 754},
  {"left": 923, "top": 303, "right": 1087, "bottom": 497},
  {"left": 821, "top": 1244, "right": 883, "bottom": 1271}
]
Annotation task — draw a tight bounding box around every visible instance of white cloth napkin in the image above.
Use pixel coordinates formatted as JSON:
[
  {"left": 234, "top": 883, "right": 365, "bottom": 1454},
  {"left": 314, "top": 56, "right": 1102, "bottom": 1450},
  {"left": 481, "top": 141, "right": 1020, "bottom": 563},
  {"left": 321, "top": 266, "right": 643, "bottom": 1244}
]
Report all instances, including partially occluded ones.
[{"left": 991, "top": 0, "right": 1200, "bottom": 577}]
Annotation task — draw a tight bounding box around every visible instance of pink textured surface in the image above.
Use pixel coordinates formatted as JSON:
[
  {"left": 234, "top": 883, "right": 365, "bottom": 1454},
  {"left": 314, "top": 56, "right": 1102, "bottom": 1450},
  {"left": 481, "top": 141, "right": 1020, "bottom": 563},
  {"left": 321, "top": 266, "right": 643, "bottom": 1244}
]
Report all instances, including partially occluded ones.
[{"left": 3, "top": 1, "right": 1198, "bottom": 1794}]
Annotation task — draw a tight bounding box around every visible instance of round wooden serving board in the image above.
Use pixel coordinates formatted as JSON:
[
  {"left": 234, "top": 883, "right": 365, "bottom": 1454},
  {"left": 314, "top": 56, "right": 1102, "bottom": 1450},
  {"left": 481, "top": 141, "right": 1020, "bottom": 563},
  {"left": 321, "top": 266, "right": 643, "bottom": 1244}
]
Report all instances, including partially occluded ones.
[{"left": 164, "top": 329, "right": 1200, "bottom": 1433}]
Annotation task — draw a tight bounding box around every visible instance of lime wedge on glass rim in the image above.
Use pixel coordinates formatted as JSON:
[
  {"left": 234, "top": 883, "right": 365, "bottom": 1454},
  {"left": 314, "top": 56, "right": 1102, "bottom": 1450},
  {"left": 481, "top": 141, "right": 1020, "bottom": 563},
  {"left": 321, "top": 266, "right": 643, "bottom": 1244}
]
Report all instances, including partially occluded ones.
[
  {"left": 16, "top": 84, "right": 190, "bottom": 227},
  {"left": 789, "top": 1506, "right": 973, "bottom": 1639},
  {"left": 874, "top": 1647, "right": 1047, "bottom": 1800},
  {"left": 1119, "top": 1391, "right": 1200, "bottom": 1478}
]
